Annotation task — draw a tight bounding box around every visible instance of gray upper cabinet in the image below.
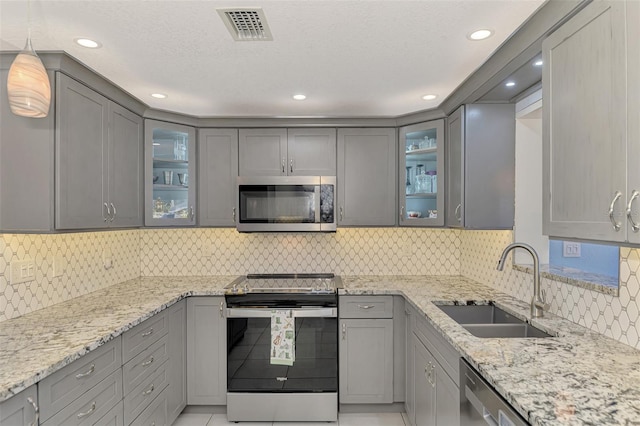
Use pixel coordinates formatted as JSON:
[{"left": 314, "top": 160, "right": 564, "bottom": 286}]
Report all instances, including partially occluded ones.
[
  {"left": 446, "top": 104, "right": 515, "bottom": 229},
  {"left": 337, "top": 128, "right": 397, "bottom": 226},
  {"left": 56, "top": 74, "right": 143, "bottom": 230},
  {"left": 239, "top": 128, "right": 336, "bottom": 176},
  {"left": 145, "top": 120, "right": 197, "bottom": 226},
  {"left": 399, "top": 120, "right": 444, "bottom": 227},
  {"left": 198, "top": 129, "right": 239, "bottom": 227},
  {"left": 543, "top": 0, "right": 639, "bottom": 243}
]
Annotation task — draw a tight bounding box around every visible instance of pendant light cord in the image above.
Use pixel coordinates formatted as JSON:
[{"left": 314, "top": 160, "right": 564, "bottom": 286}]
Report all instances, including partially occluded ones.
[{"left": 27, "top": 0, "right": 32, "bottom": 40}]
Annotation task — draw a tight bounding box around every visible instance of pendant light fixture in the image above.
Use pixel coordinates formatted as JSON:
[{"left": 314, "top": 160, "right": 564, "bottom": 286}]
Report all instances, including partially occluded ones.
[{"left": 6, "top": 0, "right": 51, "bottom": 118}]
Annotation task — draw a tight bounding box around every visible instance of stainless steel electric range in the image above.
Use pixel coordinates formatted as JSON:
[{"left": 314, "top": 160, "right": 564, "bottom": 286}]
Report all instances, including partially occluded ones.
[{"left": 224, "top": 274, "right": 340, "bottom": 422}]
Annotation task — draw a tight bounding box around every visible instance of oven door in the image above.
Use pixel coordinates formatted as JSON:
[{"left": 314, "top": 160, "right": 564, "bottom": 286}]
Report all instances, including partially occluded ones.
[{"left": 227, "top": 307, "right": 338, "bottom": 393}]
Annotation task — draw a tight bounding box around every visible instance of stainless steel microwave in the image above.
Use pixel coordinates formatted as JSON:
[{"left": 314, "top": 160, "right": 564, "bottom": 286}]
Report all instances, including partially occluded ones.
[{"left": 236, "top": 176, "right": 336, "bottom": 232}]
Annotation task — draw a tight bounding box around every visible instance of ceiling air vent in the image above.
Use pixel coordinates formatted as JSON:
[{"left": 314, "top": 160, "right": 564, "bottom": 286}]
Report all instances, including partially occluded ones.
[{"left": 218, "top": 8, "right": 273, "bottom": 41}]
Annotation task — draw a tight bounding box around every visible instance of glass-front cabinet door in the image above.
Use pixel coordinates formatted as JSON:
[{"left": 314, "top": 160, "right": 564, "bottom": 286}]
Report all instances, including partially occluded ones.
[
  {"left": 145, "top": 119, "right": 196, "bottom": 226},
  {"left": 399, "top": 120, "right": 444, "bottom": 226}
]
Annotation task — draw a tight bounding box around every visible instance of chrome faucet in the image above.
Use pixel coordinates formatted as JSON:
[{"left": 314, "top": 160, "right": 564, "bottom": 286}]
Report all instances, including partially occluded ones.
[{"left": 497, "top": 242, "right": 550, "bottom": 318}]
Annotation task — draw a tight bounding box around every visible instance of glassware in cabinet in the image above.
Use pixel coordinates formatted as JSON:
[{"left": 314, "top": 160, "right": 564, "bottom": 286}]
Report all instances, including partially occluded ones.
[
  {"left": 399, "top": 120, "right": 444, "bottom": 226},
  {"left": 145, "top": 120, "right": 196, "bottom": 226}
]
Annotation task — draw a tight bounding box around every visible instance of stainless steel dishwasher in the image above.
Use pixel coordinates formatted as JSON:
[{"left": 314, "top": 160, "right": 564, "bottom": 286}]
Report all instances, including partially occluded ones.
[{"left": 460, "top": 359, "right": 529, "bottom": 426}]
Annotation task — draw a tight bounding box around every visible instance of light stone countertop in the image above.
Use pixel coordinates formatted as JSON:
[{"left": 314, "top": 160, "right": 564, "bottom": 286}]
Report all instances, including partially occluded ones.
[{"left": 1, "top": 275, "right": 639, "bottom": 426}]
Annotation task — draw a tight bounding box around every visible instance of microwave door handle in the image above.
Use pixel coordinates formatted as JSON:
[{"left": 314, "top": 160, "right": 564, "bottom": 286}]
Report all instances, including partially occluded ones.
[{"left": 315, "top": 185, "right": 321, "bottom": 223}]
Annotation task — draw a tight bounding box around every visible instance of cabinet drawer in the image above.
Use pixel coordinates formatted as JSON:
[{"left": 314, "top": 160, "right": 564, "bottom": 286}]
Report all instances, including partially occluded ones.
[
  {"left": 123, "top": 335, "right": 169, "bottom": 395},
  {"left": 413, "top": 313, "right": 459, "bottom": 385},
  {"left": 93, "top": 400, "right": 123, "bottom": 426},
  {"left": 124, "top": 360, "right": 169, "bottom": 425},
  {"left": 339, "top": 296, "right": 393, "bottom": 318},
  {"left": 122, "top": 312, "right": 168, "bottom": 363},
  {"left": 129, "top": 387, "right": 167, "bottom": 426},
  {"left": 41, "top": 369, "right": 123, "bottom": 426},
  {"left": 39, "top": 337, "right": 122, "bottom": 422}
]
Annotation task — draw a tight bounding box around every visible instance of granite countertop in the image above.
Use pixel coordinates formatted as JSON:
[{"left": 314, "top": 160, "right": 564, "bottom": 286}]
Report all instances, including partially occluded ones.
[{"left": 1, "top": 275, "right": 639, "bottom": 425}]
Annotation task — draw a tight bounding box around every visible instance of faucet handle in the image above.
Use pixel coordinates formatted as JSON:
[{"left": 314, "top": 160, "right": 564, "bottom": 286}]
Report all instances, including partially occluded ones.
[{"left": 539, "top": 289, "right": 551, "bottom": 310}]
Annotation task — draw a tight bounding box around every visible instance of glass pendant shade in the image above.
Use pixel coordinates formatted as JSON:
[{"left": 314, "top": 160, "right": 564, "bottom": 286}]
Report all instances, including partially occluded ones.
[{"left": 7, "top": 37, "right": 51, "bottom": 118}]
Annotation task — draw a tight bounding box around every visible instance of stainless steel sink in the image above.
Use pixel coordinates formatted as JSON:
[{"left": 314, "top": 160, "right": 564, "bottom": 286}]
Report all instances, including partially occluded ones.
[{"left": 435, "top": 304, "right": 552, "bottom": 338}]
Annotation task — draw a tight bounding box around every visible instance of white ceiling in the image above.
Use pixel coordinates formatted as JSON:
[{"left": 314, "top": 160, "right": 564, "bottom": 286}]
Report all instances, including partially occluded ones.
[{"left": 0, "top": 0, "right": 545, "bottom": 118}]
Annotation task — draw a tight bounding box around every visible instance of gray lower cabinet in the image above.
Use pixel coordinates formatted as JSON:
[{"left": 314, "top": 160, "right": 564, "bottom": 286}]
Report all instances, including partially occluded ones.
[
  {"left": 166, "top": 300, "right": 186, "bottom": 425},
  {"left": 542, "top": 0, "right": 639, "bottom": 243},
  {"left": 0, "top": 385, "right": 38, "bottom": 426},
  {"left": 129, "top": 389, "right": 167, "bottom": 426},
  {"left": 337, "top": 128, "right": 397, "bottom": 226},
  {"left": 56, "top": 73, "right": 143, "bottom": 230},
  {"left": 405, "top": 305, "right": 459, "bottom": 426},
  {"left": 339, "top": 295, "right": 394, "bottom": 404},
  {"left": 239, "top": 128, "right": 336, "bottom": 176},
  {"left": 197, "top": 129, "right": 239, "bottom": 226},
  {"left": 186, "top": 297, "right": 227, "bottom": 405},
  {"left": 446, "top": 104, "right": 515, "bottom": 229}
]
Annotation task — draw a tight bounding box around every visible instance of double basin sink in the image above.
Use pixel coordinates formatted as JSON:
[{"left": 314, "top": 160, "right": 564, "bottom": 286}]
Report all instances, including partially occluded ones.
[{"left": 436, "top": 303, "right": 553, "bottom": 338}]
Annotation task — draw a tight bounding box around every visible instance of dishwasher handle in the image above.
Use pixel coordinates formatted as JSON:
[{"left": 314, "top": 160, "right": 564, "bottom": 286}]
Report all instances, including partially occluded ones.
[{"left": 227, "top": 307, "right": 337, "bottom": 318}]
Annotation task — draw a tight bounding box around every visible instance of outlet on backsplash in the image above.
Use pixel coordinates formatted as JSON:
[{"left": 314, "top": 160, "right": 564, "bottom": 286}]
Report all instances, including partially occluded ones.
[
  {"left": 51, "top": 255, "right": 64, "bottom": 278},
  {"left": 10, "top": 259, "right": 35, "bottom": 285}
]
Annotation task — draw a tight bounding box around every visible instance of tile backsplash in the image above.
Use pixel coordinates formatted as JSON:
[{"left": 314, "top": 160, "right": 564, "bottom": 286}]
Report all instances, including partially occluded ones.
[{"left": 2, "top": 227, "right": 640, "bottom": 350}]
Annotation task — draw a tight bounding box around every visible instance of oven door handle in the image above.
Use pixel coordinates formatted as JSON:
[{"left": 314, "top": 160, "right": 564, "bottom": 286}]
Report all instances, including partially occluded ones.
[{"left": 227, "top": 307, "right": 337, "bottom": 318}]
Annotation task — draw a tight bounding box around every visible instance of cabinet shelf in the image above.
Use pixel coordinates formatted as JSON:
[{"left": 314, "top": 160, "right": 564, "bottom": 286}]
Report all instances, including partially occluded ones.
[
  {"left": 153, "top": 158, "right": 188, "bottom": 169},
  {"left": 406, "top": 192, "right": 437, "bottom": 198},
  {"left": 405, "top": 147, "right": 437, "bottom": 161},
  {"left": 153, "top": 184, "right": 188, "bottom": 191}
]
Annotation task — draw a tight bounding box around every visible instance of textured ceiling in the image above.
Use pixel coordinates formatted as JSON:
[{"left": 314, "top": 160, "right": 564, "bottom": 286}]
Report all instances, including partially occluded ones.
[{"left": 0, "top": 1, "right": 545, "bottom": 118}]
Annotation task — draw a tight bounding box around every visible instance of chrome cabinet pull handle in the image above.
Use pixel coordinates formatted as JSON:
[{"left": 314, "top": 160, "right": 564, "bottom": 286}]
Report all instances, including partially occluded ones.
[
  {"left": 75, "top": 363, "right": 95, "bottom": 379},
  {"left": 424, "top": 365, "right": 430, "bottom": 383},
  {"left": 400, "top": 206, "right": 405, "bottom": 222},
  {"left": 110, "top": 202, "right": 116, "bottom": 222},
  {"left": 627, "top": 190, "right": 640, "bottom": 232},
  {"left": 189, "top": 206, "right": 195, "bottom": 221},
  {"left": 290, "top": 159, "right": 294, "bottom": 173},
  {"left": 454, "top": 203, "right": 462, "bottom": 222},
  {"left": 142, "top": 384, "right": 155, "bottom": 396},
  {"left": 282, "top": 157, "right": 286, "bottom": 174},
  {"left": 142, "top": 327, "right": 154, "bottom": 337},
  {"left": 27, "top": 397, "right": 39, "bottom": 426},
  {"left": 232, "top": 207, "right": 236, "bottom": 223},
  {"left": 103, "top": 203, "right": 110, "bottom": 222},
  {"left": 339, "top": 206, "right": 343, "bottom": 222},
  {"left": 357, "top": 304, "right": 374, "bottom": 309},
  {"left": 609, "top": 191, "right": 623, "bottom": 231},
  {"left": 341, "top": 323, "right": 346, "bottom": 340},
  {"left": 141, "top": 356, "right": 154, "bottom": 367},
  {"left": 220, "top": 301, "right": 224, "bottom": 318},
  {"left": 77, "top": 401, "right": 96, "bottom": 418},
  {"left": 430, "top": 363, "right": 436, "bottom": 388}
]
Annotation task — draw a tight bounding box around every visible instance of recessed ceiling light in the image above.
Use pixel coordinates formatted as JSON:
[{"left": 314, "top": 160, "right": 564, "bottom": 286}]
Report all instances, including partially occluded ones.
[
  {"left": 74, "top": 38, "right": 101, "bottom": 48},
  {"left": 534, "top": 60, "right": 544, "bottom": 66},
  {"left": 467, "top": 29, "right": 494, "bottom": 41},
  {"left": 422, "top": 94, "right": 437, "bottom": 101},
  {"left": 151, "top": 93, "right": 167, "bottom": 99},
  {"left": 293, "top": 94, "right": 306, "bottom": 101},
  {"left": 505, "top": 81, "right": 516, "bottom": 87}
]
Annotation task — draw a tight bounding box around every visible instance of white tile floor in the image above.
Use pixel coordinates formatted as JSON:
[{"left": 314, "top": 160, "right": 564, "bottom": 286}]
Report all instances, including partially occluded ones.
[{"left": 173, "top": 412, "right": 408, "bottom": 426}]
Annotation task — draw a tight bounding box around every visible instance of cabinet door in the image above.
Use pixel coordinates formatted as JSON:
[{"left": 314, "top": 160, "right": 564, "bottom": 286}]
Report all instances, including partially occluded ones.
[
  {"left": 446, "top": 106, "right": 464, "bottom": 228},
  {"left": 287, "top": 128, "right": 336, "bottom": 175},
  {"left": 399, "top": 120, "right": 444, "bottom": 227},
  {"left": 238, "top": 129, "right": 287, "bottom": 176},
  {"left": 404, "top": 308, "right": 415, "bottom": 426},
  {"left": 145, "top": 120, "right": 197, "bottom": 226},
  {"left": 0, "top": 385, "right": 38, "bottom": 426},
  {"left": 166, "top": 300, "right": 186, "bottom": 425},
  {"left": 543, "top": 1, "right": 628, "bottom": 242},
  {"left": 434, "top": 363, "right": 459, "bottom": 426},
  {"left": 187, "top": 297, "right": 227, "bottom": 405},
  {"left": 339, "top": 318, "right": 393, "bottom": 404},
  {"left": 337, "top": 128, "right": 397, "bottom": 226},
  {"left": 413, "top": 337, "right": 435, "bottom": 426},
  {"left": 198, "top": 129, "right": 239, "bottom": 226},
  {"left": 56, "top": 73, "right": 109, "bottom": 229},
  {"left": 108, "top": 103, "right": 143, "bottom": 228}
]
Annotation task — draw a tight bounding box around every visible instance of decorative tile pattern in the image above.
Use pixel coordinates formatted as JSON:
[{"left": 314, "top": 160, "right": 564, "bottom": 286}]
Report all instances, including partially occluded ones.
[
  {"left": 460, "top": 230, "right": 640, "bottom": 350},
  {"left": 0, "top": 231, "right": 140, "bottom": 322},
  {"left": 140, "top": 228, "right": 461, "bottom": 276}
]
